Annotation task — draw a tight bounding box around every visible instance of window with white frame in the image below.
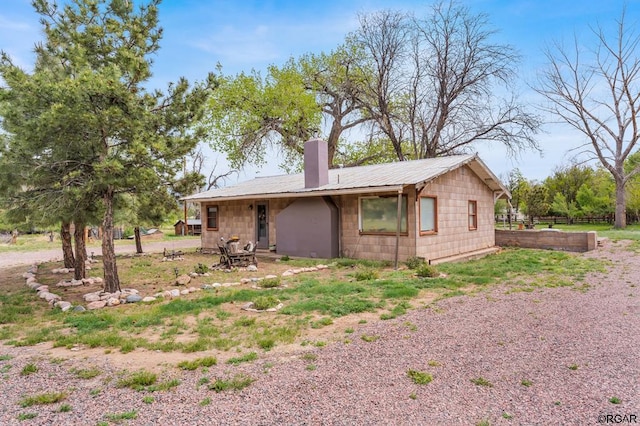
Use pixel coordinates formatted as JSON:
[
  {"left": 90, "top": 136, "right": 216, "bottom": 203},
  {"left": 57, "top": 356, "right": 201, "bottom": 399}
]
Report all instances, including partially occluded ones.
[{"left": 419, "top": 196, "right": 437, "bottom": 234}]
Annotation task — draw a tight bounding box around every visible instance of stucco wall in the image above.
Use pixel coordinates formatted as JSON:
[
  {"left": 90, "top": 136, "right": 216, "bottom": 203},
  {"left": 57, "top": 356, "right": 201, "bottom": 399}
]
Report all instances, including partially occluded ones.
[
  {"left": 495, "top": 229, "right": 597, "bottom": 252},
  {"left": 415, "top": 165, "right": 496, "bottom": 262}
]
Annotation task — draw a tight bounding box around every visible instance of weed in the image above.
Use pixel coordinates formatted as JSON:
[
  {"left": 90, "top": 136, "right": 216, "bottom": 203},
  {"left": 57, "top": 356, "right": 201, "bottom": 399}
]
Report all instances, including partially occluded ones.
[
  {"left": 105, "top": 410, "right": 138, "bottom": 422},
  {"left": 409, "top": 392, "right": 417, "bottom": 400},
  {"left": 521, "top": 379, "right": 532, "bottom": 387},
  {"left": 199, "top": 397, "right": 211, "bottom": 406},
  {"left": 568, "top": 364, "right": 579, "bottom": 370},
  {"left": 89, "top": 388, "right": 101, "bottom": 397},
  {"left": 311, "top": 317, "right": 333, "bottom": 328},
  {"left": 215, "top": 310, "right": 231, "bottom": 321},
  {"left": 306, "top": 364, "right": 317, "bottom": 371},
  {"left": 476, "top": 420, "right": 491, "bottom": 426},
  {"left": 177, "top": 356, "right": 217, "bottom": 370},
  {"left": 259, "top": 277, "right": 281, "bottom": 288},
  {"left": 301, "top": 353, "right": 317, "bottom": 362},
  {"left": 502, "top": 412, "right": 513, "bottom": 419},
  {"left": 17, "top": 413, "right": 37, "bottom": 421},
  {"left": 227, "top": 352, "right": 258, "bottom": 365},
  {"left": 313, "top": 341, "right": 326, "bottom": 347},
  {"left": 361, "top": 334, "right": 379, "bottom": 343},
  {"left": 71, "top": 367, "right": 101, "bottom": 379},
  {"left": 427, "top": 360, "right": 441, "bottom": 367},
  {"left": 208, "top": 374, "right": 255, "bottom": 392},
  {"left": 354, "top": 268, "right": 379, "bottom": 281},
  {"left": 609, "top": 397, "right": 621, "bottom": 404},
  {"left": 358, "top": 319, "right": 367, "bottom": 324},
  {"left": 344, "top": 328, "right": 354, "bottom": 334},
  {"left": 194, "top": 263, "right": 209, "bottom": 274},
  {"left": 416, "top": 264, "right": 439, "bottom": 278},
  {"left": 142, "top": 396, "right": 154, "bottom": 404},
  {"left": 59, "top": 404, "right": 72, "bottom": 412},
  {"left": 405, "top": 256, "right": 427, "bottom": 269},
  {"left": 19, "top": 392, "right": 67, "bottom": 407},
  {"left": 407, "top": 369, "right": 432, "bottom": 385},
  {"left": 257, "top": 337, "right": 276, "bottom": 350},
  {"left": 470, "top": 377, "right": 493, "bottom": 387},
  {"left": 116, "top": 370, "right": 157, "bottom": 391},
  {"left": 0, "top": 354, "right": 13, "bottom": 361},
  {"left": 252, "top": 295, "right": 279, "bottom": 311},
  {"left": 20, "top": 363, "right": 38, "bottom": 376},
  {"left": 234, "top": 317, "right": 256, "bottom": 327},
  {"left": 280, "top": 255, "right": 290, "bottom": 261}
]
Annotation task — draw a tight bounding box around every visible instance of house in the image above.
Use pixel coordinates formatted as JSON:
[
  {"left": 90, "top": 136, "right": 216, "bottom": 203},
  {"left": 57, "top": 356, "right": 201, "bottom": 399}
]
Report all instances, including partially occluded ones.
[
  {"left": 183, "top": 139, "right": 510, "bottom": 264},
  {"left": 174, "top": 219, "right": 202, "bottom": 236}
]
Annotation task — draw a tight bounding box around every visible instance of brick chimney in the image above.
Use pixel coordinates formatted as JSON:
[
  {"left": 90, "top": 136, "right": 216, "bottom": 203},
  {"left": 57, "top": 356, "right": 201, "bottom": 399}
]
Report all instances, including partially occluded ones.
[{"left": 304, "top": 138, "right": 329, "bottom": 188}]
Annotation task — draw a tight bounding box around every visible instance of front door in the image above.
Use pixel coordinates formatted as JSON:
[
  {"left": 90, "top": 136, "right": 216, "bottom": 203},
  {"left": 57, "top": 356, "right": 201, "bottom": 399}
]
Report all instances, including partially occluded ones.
[{"left": 256, "top": 202, "right": 269, "bottom": 249}]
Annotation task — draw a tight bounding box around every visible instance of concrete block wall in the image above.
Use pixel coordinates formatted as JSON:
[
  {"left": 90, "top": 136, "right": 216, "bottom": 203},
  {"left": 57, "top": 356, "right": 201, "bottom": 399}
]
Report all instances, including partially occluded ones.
[{"left": 495, "top": 229, "right": 598, "bottom": 252}]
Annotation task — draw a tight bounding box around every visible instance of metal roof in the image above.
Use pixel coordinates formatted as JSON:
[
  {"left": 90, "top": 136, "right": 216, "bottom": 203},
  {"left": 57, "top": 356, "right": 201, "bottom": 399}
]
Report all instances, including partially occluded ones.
[{"left": 183, "top": 154, "right": 510, "bottom": 202}]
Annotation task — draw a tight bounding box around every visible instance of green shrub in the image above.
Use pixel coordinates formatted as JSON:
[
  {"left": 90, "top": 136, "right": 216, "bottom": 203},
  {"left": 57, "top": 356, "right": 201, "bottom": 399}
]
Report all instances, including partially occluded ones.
[
  {"left": 416, "top": 264, "right": 439, "bottom": 278},
  {"left": 194, "top": 263, "right": 209, "bottom": 274},
  {"left": 252, "top": 295, "right": 279, "bottom": 311},
  {"left": 407, "top": 369, "right": 432, "bottom": 385},
  {"left": 405, "top": 256, "right": 426, "bottom": 269},
  {"left": 354, "top": 268, "right": 379, "bottom": 281},
  {"left": 259, "top": 277, "right": 281, "bottom": 288}
]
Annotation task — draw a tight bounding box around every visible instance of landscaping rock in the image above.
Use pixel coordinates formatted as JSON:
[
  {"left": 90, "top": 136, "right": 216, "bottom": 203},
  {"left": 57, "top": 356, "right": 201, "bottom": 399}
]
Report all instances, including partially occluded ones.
[
  {"left": 175, "top": 274, "right": 191, "bottom": 286},
  {"left": 246, "top": 265, "right": 258, "bottom": 272},
  {"left": 169, "top": 289, "right": 181, "bottom": 298},
  {"left": 55, "top": 301, "right": 72, "bottom": 311},
  {"left": 106, "top": 298, "right": 120, "bottom": 307},
  {"left": 264, "top": 274, "right": 278, "bottom": 280},
  {"left": 141, "top": 296, "right": 156, "bottom": 303},
  {"left": 180, "top": 289, "right": 190, "bottom": 295},
  {"left": 73, "top": 305, "right": 86, "bottom": 312},
  {"left": 87, "top": 300, "right": 107, "bottom": 310},
  {"left": 84, "top": 293, "right": 101, "bottom": 302},
  {"left": 126, "top": 294, "right": 143, "bottom": 303}
]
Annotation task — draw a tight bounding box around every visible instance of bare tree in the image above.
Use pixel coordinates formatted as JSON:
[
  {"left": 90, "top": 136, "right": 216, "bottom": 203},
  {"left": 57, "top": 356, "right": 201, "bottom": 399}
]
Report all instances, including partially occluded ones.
[
  {"left": 351, "top": 1, "right": 540, "bottom": 161},
  {"left": 536, "top": 8, "right": 640, "bottom": 228}
]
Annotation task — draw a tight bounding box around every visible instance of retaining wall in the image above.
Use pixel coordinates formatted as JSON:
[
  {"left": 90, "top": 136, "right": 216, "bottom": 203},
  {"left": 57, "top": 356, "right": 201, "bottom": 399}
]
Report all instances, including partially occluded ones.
[{"left": 495, "top": 229, "right": 597, "bottom": 252}]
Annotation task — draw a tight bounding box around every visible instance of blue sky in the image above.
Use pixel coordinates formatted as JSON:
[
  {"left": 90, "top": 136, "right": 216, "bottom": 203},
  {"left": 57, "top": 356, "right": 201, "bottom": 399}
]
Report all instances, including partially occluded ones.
[{"left": 2, "top": 0, "right": 639, "bottom": 184}]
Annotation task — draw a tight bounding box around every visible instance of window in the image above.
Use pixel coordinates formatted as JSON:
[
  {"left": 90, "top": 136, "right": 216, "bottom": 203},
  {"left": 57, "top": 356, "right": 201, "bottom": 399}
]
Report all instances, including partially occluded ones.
[
  {"left": 359, "top": 196, "right": 407, "bottom": 234},
  {"left": 206, "top": 205, "right": 218, "bottom": 230},
  {"left": 419, "top": 196, "right": 437, "bottom": 234},
  {"left": 468, "top": 200, "right": 477, "bottom": 230}
]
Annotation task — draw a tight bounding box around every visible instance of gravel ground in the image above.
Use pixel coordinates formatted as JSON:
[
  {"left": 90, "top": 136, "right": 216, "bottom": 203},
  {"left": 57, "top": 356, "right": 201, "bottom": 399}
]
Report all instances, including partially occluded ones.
[{"left": 0, "top": 240, "right": 638, "bottom": 425}]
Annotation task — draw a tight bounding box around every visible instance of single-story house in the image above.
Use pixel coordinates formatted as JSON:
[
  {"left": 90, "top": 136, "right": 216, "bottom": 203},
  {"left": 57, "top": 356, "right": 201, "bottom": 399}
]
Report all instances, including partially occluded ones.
[
  {"left": 174, "top": 219, "right": 202, "bottom": 236},
  {"left": 183, "top": 139, "right": 510, "bottom": 264}
]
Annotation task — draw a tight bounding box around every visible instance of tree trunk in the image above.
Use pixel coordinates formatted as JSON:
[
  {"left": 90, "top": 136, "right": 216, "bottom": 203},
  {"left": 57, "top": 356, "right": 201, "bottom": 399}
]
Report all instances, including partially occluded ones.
[
  {"left": 73, "top": 221, "right": 86, "bottom": 280},
  {"left": 61, "top": 222, "right": 75, "bottom": 269},
  {"left": 101, "top": 189, "right": 121, "bottom": 293},
  {"left": 614, "top": 176, "right": 627, "bottom": 229},
  {"left": 134, "top": 226, "right": 143, "bottom": 254}
]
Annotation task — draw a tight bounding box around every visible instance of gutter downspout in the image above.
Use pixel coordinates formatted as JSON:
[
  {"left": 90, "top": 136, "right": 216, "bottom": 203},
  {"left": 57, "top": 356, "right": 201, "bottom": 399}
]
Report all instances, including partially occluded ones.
[{"left": 394, "top": 188, "right": 403, "bottom": 269}]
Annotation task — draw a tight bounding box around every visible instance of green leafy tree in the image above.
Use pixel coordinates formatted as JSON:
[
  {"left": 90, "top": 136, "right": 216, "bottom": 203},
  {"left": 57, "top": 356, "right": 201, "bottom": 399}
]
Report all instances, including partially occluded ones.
[
  {"left": 0, "top": 0, "right": 214, "bottom": 292},
  {"left": 522, "top": 183, "right": 549, "bottom": 226},
  {"left": 550, "top": 192, "right": 579, "bottom": 224},
  {"left": 205, "top": 64, "right": 320, "bottom": 172}
]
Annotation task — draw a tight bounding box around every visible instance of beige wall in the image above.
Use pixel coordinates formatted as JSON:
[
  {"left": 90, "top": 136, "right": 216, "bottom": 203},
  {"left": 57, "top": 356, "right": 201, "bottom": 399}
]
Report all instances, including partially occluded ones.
[
  {"left": 199, "top": 165, "right": 498, "bottom": 262},
  {"left": 496, "top": 229, "right": 597, "bottom": 252},
  {"left": 415, "top": 165, "right": 496, "bottom": 262}
]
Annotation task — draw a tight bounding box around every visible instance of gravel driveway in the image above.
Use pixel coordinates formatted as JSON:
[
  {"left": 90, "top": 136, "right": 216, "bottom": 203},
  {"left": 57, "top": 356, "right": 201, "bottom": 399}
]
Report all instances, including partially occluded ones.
[{"left": 0, "top": 240, "right": 638, "bottom": 425}]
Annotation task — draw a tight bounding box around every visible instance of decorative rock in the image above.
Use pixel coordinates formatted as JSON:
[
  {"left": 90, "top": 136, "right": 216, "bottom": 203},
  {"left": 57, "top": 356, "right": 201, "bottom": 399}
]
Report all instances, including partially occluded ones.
[
  {"left": 282, "top": 270, "right": 294, "bottom": 277},
  {"left": 122, "top": 288, "right": 139, "bottom": 295},
  {"left": 169, "top": 289, "right": 181, "bottom": 298},
  {"left": 28, "top": 282, "right": 43, "bottom": 290},
  {"left": 55, "top": 301, "right": 72, "bottom": 311},
  {"left": 106, "top": 298, "right": 120, "bottom": 307},
  {"left": 43, "top": 292, "right": 61, "bottom": 302},
  {"left": 246, "top": 265, "right": 258, "bottom": 272},
  {"left": 125, "top": 294, "right": 143, "bottom": 303},
  {"left": 84, "top": 294, "right": 101, "bottom": 302},
  {"left": 175, "top": 274, "right": 191, "bottom": 286},
  {"left": 70, "top": 279, "right": 83, "bottom": 286},
  {"left": 26, "top": 276, "right": 37, "bottom": 285},
  {"left": 141, "top": 296, "right": 156, "bottom": 302},
  {"left": 188, "top": 287, "right": 198, "bottom": 293},
  {"left": 82, "top": 278, "right": 95, "bottom": 285},
  {"left": 35, "top": 285, "right": 49, "bottom": 292},
  {"left": 73, "top": 305, "right": 86, "bottom": 312},
  {"left": 202, "top": 272, "right": 211, "bottom": 277},
  {"left": 87, "top": 300, "right": 107, "bottom": 310},
  {"left": 22, "top": 272, "right": 35, "bottom": 279},
  {"left": 264, "top": 274, "right": 278, "bottom": 280},
  {"left": 189, "top": 272, "right": 199, "bottom": 278},
  {"left": 93, "top": 277, "right": 104, "bottom": 284},
  {"left": 201, "top": 284, "right": 213, "bottom": 290},
  {"left": 212, "top": 283, "right": 222, "bottom": 288},
  {"left": 180, "top": 289, "right": 190, "bottom": 295},
  {"left": 240, "top": 278, "right": 252, "bottom": 284}
]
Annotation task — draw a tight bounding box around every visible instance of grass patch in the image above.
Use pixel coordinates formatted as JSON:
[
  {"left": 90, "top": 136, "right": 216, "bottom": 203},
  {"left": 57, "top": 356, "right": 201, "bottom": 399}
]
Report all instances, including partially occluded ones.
[
  {"left": 521, "top": 379, "right": 533, "bottom": 387},
  {"left": 470, "top": 377, "right": 493, "bottom": 387},
  {"left": 177, "top": 356, "right": 217, "bottom": 371},
  {"left": 208, "top": 374, "right": 255, "bottom": 392},
  {"left": 20, "top": 363, "right": 38, "bottom": 376},
  {"left": 226, "top": 352, "right": 258, "bottom": 365},
  {"left": 17, "top": 412, "right": 38, "bottom": 421},
  {"left": 59, "top": 404, "right": 72, "bottom": 412},
  {"left": 609, "top": 396, "right": 621, "bottom": 404},
  {"left": 361, "top": 334, "right": 379, "bottom": 343},
  {"left": 70, "top": 367, "right": 102, "bottom": 379},
  {"left": 19, "top": 391, "right": 67, "bottom": 407},
  {"left": 116, "top": 370, "right": 157, "bottom": 391},
  {"left": 252, "top": 295, "right": 280, "bottom": 311},
  {"left": 259, "top": 277, "right": 281, "bottom": 288},
  {"left": 105, "top": 410, "right": 138, "bottom": 422},
  {"left": 407, "top": 369, "right": 433, "bottom": 385}
]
